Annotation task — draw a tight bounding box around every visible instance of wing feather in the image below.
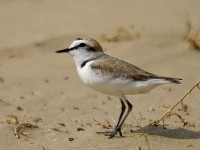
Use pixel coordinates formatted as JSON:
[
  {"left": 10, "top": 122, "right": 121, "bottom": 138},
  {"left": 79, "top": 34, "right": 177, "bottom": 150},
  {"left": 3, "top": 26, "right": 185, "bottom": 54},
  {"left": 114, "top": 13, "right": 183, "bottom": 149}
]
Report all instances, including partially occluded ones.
[{"left": 91, "top": 55, "right": 181, "bottom": 83}]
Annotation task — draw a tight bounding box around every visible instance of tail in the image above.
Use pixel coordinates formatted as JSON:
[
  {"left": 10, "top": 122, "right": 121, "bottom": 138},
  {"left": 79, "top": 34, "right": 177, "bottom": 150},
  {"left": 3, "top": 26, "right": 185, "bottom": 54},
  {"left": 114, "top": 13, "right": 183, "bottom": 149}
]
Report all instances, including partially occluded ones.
[{"left": 162, "top": 77, "right": 182, "bottom": 84}]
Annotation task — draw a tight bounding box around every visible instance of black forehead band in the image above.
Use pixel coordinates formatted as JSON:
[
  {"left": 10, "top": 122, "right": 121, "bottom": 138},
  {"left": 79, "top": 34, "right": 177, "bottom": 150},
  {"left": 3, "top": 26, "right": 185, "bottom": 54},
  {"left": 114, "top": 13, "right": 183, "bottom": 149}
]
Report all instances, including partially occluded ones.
[
  {"left": 76, "top": 38, "right": 83, "bottom": 40},
  {"left": 70, "top": 44, "right": 95, "bottom": 52}
]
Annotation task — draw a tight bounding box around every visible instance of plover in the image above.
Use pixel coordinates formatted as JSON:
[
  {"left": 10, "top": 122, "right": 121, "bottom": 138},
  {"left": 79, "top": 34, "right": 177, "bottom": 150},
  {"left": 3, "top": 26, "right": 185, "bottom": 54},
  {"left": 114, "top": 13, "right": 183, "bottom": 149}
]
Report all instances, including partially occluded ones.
[{"left": 56, "top": 38, "right": 181, "bottom": 138}]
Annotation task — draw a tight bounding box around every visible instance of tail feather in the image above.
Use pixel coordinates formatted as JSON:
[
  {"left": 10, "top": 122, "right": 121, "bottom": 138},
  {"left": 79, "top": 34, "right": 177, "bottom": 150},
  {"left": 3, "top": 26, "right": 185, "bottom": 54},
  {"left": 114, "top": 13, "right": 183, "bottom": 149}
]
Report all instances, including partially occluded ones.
[{"left": 162, "top": 77, "right": 182, "bottom": 84}]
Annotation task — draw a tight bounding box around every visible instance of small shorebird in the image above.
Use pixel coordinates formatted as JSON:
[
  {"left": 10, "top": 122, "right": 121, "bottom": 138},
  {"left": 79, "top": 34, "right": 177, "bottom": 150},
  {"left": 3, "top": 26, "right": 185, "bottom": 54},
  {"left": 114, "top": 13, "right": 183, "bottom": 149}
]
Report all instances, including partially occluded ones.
[{"left": 56, "top": 38, "right": 181, "bottom": 138}]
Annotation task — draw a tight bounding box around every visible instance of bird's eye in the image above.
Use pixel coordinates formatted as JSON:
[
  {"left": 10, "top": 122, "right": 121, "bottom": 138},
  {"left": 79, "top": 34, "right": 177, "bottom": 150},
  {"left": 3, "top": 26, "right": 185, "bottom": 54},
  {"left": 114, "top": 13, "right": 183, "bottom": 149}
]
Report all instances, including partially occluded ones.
[{"left": 79, "top": 43, "right": 87, "bottom": 47}]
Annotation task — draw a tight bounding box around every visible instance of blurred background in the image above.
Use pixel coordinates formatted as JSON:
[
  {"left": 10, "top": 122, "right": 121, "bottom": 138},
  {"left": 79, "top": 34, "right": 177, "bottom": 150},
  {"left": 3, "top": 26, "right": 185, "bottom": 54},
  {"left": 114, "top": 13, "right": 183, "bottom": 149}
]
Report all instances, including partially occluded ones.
[
  {"left": 1, "top": 0, "right": 200, "bottom": 50},
  {"left": 0, "top": 1, "right": 200, "bottom": 150}
]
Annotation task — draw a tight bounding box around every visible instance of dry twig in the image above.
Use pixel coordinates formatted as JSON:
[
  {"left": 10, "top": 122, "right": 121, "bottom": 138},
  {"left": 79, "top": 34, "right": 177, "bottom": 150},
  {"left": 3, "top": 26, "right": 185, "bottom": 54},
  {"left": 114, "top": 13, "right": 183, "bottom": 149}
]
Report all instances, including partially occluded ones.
[
  {"left": 131, "top": 112, "right": 151, "bottom": 150},
  {"left": 100, "top": 26, "right": 140, "bottom": 42},
  {"left": 150, "top": 81, "right": 200, "bottom": 126},
  {"left": 183, "top": 19, "right": 200, "bottom": 51},
  {"left": 173, "top": 113, "right": 195, "bottom": 127},
  {"left": 15, "top": 123, "right": 39, "bottom": 139}
]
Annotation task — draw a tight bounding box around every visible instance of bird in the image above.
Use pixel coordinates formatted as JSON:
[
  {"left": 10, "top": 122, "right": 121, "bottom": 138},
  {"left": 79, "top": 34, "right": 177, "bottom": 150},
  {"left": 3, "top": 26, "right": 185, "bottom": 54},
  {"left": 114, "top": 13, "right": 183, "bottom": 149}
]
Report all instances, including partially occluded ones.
[{"left": 56, "top": 37, "right": 182, "bottom": 138}]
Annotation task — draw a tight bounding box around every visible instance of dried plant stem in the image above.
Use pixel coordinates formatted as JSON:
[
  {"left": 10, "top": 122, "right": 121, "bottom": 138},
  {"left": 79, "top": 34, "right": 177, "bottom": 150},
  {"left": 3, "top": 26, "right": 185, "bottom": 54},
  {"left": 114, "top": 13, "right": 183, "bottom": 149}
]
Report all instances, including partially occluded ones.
[
  {"left": 131, "top": 112, "right": 151, "bottom": 150},
  {"left": 183, "top": 19, "right": 200, "bottom": 51},
  {"left": 183, "top": 19, "right": 192, "bottom": 41},
  {"left": 151, "top": 81, "right": 200, "bottom": 126},
  {"left": 15, "top": 123, "right": 38, "bottom": 139}
]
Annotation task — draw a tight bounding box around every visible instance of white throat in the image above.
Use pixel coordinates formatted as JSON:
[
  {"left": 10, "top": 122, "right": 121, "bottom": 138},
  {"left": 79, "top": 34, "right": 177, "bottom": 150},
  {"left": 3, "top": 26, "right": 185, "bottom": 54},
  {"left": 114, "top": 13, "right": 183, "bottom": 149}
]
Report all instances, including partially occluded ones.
[{"left": 72, "top": 50, "right": 104, "bottom": 68}]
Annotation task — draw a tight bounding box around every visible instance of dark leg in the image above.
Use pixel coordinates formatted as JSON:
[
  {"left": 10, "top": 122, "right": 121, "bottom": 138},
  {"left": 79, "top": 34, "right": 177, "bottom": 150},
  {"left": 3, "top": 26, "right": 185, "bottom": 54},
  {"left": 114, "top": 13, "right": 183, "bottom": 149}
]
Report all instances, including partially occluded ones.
[
  {"left": 105, "top": 99, "right": 126, "bottom": 137},
  {"left": 116, "top": 99, "right": 126, "bottom": 129},
  {"left": 106, "top": 96, "right": 133, "bottom": 138},
  {"left": 115, "top": 99, "right": 133, "bottom": 134}
]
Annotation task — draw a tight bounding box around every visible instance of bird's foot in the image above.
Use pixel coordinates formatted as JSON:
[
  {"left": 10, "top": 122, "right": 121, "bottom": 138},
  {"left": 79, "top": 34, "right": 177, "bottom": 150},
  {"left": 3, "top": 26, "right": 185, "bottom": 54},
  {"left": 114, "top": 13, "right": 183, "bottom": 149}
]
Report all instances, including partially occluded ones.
[{"left": 97, "top": 128, "right": 123, "bottom": 138}]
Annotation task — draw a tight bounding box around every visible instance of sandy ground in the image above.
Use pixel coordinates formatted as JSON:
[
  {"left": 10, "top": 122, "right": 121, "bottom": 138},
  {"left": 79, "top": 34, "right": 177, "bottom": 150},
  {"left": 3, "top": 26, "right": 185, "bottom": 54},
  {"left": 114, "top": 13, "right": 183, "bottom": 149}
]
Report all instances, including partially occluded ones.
[{"left": 0, "top": 0, "right": 200, "bottom": 150}]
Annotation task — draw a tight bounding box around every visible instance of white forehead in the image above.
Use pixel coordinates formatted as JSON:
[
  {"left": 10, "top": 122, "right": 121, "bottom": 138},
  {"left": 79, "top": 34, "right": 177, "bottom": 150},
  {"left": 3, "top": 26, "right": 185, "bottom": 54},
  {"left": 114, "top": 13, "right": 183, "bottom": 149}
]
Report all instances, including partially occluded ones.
[{"left": 69, "top": 40, "right": 91, "bottom": 49}]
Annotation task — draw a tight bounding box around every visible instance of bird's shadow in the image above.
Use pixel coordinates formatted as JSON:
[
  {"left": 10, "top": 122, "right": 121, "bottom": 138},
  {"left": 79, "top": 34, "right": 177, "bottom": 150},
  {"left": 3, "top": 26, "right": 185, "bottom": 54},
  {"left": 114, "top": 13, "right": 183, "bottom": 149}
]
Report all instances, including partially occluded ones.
[{"left": 133, "top": 125, "right": 200, "bottom": 139}]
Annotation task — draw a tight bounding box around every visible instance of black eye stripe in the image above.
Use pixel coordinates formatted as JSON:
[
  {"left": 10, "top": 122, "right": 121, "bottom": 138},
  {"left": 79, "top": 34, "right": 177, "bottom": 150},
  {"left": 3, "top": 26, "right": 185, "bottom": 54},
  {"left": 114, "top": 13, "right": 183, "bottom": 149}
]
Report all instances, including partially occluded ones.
[
  {"left": 69, "top": 43, "right": 87, "bottom": 50},
  {"left": 79, "top": 43, "right": 87, "bottom": 47}
]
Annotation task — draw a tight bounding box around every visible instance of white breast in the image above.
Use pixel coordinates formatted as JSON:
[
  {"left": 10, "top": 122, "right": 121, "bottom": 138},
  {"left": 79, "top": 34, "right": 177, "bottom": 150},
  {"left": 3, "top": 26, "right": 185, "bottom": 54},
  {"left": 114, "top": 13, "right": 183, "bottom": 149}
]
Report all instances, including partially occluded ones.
[
  {"left": 76, "top": 61, "right": 163, "bottom": 97},
  {"left": 77, "top": 61, "right": 107, "bottom": 85}
]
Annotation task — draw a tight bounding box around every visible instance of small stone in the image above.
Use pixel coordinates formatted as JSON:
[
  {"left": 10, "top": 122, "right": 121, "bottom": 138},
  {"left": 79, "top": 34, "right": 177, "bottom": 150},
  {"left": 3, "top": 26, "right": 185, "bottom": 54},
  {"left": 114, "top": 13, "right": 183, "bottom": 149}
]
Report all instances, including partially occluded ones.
[
  {"left": 77, "top": 127, "right": 85, "bottom": 131},
  {"left": 148, "top": 107, "right": 155, "bottom": 112},
  {"left": 69, "top": 138, "right": 74, "bottom": 141}
]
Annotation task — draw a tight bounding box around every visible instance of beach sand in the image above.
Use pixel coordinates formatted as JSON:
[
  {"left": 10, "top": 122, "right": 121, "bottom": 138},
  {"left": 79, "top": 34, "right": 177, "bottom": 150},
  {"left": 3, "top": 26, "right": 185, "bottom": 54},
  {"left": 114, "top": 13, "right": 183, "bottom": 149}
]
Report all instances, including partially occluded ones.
[{"left": 0, "top": 0, "right": 200, "bottom": 149}]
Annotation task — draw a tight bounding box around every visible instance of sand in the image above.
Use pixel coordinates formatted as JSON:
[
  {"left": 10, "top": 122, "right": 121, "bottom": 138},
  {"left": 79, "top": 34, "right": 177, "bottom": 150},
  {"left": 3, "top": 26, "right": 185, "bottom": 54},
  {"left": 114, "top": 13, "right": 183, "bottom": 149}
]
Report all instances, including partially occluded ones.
[{"left": 0, "top": 0, "right": 200, "bottom": 149}]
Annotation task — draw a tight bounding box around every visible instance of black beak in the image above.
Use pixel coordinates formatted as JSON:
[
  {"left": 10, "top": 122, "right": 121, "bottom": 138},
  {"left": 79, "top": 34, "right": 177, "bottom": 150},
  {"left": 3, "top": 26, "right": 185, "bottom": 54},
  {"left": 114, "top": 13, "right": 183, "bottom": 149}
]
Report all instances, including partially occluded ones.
[{"left": 56, "top": 48, "right": 70, "bottom": 53}]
